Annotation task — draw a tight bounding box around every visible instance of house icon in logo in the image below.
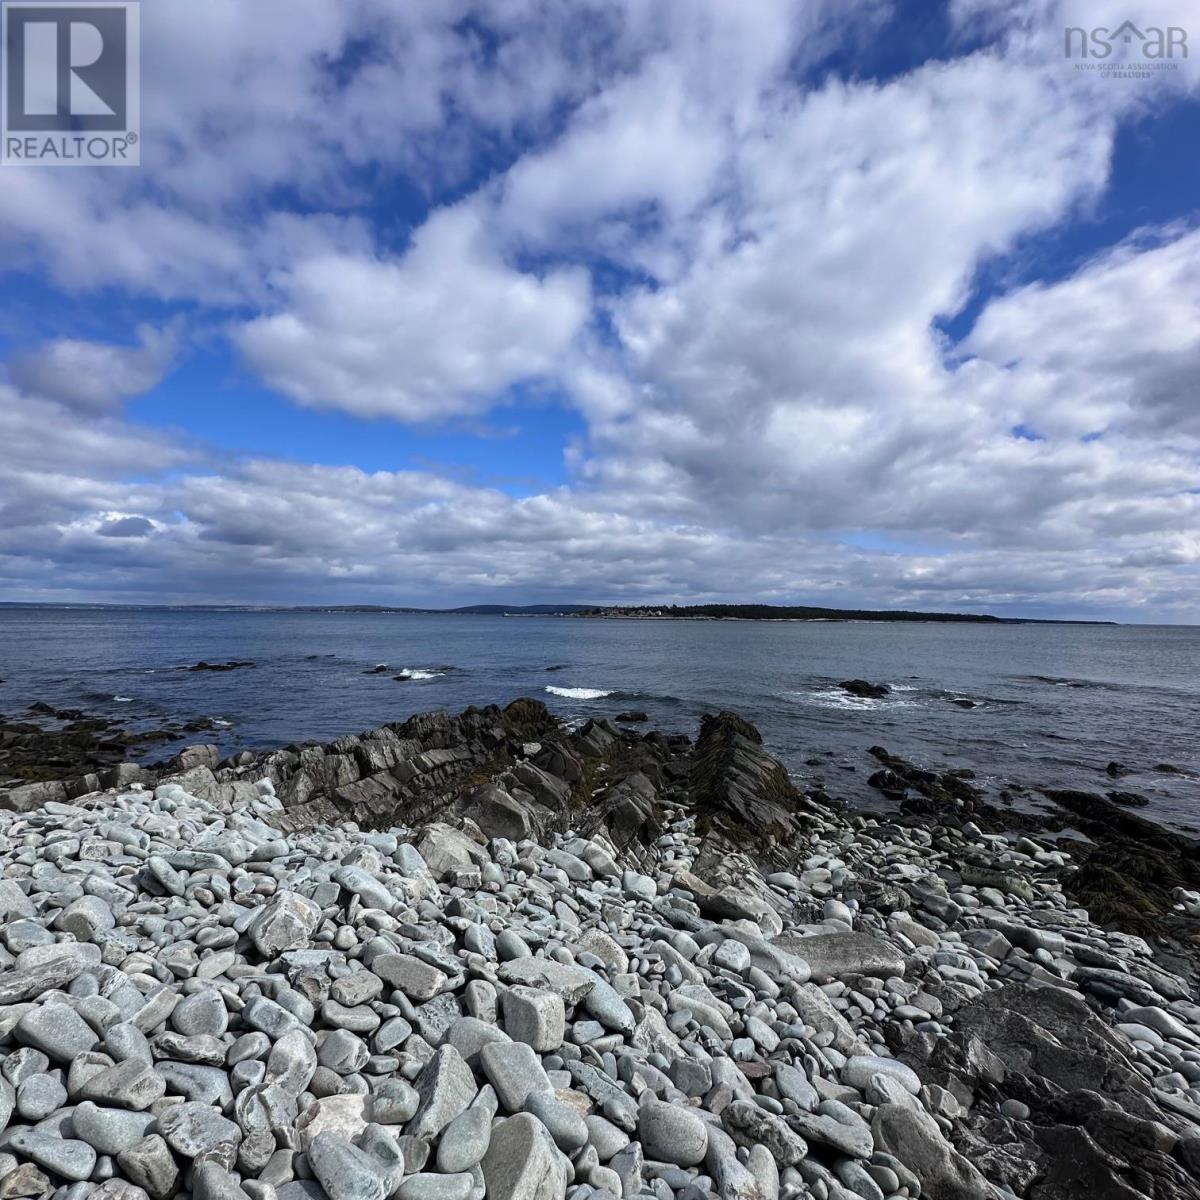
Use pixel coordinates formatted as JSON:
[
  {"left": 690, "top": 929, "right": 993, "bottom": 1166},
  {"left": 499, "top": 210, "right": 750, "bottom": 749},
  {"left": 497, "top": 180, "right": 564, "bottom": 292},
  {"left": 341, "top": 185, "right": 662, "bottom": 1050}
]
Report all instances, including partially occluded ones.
[
  {"left": 1109, "top": 20, "right": 1145, "bottom": 44},
  {"left": 1064, "top": 19, "right": 1188, "bottom": 60}
]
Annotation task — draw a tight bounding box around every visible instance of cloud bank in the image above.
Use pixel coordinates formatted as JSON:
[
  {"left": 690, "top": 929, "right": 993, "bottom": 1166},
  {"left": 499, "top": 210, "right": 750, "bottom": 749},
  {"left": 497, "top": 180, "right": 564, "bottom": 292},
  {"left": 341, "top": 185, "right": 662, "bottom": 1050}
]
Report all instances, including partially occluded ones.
[{"left": 0, "top": 0, "right": 1196, "bottom": 620}]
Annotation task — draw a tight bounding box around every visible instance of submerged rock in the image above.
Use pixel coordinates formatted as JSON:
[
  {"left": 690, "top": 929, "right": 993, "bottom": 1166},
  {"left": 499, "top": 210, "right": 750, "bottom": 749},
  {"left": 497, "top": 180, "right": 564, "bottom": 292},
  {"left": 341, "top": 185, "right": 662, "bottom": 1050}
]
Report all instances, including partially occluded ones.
[{"left": 839, "top": 679, "right": 890, "bottom": 699}]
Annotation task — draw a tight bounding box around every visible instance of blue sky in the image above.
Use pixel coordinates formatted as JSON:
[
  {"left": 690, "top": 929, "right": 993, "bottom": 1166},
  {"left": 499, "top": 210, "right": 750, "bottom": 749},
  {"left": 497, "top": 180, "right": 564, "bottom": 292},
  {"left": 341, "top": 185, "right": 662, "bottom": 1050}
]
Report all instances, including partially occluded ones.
[{"left": 0, "top": 0, "right": 1198, "bottom": 619}]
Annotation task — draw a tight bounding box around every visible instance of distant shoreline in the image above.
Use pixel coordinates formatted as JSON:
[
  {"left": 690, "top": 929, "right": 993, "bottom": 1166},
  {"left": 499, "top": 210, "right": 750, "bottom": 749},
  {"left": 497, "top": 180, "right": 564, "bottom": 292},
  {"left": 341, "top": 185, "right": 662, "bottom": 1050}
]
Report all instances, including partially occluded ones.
[{"left": 0, "top": 600, "right": 1120, "bottom": 625}]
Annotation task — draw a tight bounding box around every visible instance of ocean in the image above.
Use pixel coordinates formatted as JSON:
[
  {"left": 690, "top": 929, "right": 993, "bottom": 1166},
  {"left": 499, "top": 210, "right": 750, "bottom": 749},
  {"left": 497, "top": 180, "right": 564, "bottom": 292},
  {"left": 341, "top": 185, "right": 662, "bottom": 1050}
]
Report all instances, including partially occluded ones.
[{"left": 1, "top": 607, "right": 1197, "bottom": 831}]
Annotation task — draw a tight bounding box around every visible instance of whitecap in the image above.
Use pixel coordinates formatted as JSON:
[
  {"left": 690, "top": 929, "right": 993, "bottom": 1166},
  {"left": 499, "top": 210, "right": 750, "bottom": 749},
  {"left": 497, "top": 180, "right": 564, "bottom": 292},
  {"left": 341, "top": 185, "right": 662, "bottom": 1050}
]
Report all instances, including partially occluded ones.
[
  {"left": 786, "top": 688, "right": 918, "bottom": 712},
  {"left": 398, "top": 667, "right": 446, "bottom": 680},
  {"left": 545, "top": 686, "right": 613, "bottom": 700},
  {"left": 113, "top": 695, "right": 134, "bottom": 703}
]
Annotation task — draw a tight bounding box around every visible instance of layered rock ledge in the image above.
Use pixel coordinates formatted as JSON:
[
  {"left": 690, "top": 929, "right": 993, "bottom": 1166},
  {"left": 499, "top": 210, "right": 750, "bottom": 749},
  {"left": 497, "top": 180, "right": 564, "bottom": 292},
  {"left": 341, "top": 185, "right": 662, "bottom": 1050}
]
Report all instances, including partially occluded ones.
[{"left": 0, "top": 702, "right": 1198, "bottom": 1200}]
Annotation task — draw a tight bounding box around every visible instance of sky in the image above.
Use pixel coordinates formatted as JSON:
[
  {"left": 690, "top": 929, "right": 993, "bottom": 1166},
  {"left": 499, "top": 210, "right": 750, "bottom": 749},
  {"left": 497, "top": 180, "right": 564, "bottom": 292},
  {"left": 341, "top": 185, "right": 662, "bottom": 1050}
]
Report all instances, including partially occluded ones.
[{"left": 1, "top": 0, "right": 1198, "bottom": 621}]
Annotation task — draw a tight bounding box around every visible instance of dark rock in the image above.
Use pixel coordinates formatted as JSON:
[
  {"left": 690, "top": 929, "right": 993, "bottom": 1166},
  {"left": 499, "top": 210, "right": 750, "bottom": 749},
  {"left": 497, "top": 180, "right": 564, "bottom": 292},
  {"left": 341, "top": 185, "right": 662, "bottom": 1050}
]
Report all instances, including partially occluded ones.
[
  {"left": 839, "top": 679, "right": 889, "bottom": 699},
  {"left": 574, "top": 719, "right": 616, "bottom": 758},
  {"left": 615, "top": 711, "right": 649, "bottom": 723},
  {"left": 690, "top": 711, "right": 803, "bottom": 843},
  {"left": 187, "top": 661, "right": 255, "bottom": 672},
  {"left": 1029, "top": 1125, "right": 1147, "bottom": 1200},
  {"left": 1106, "top": 790, "right": 1149, "bottom": 808},
  {"left": 953, "top": 984, "right": 1165, "bottom": 1124},
  {"left": 868, "top": 770, "right": 907, "bottom": 799}
]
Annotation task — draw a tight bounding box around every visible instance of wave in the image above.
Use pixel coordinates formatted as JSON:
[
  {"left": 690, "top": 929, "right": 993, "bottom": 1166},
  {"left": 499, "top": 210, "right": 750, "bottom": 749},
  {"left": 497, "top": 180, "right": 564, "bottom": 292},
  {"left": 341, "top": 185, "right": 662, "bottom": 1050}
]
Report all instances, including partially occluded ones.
[
  {"left": 1015, "top": 674, "right": 1116, "bottom": 691},
  {"left": 394, "top": 666, "right": 452, "bottom": 681},
  {"left": 113, "top": 695, "right": 134, "bottom": 703},
  {"left": 545, "top": 686, "right": 614, "bottom": 700},
  {"left": 786, "top": 687, "right": 919, "bottom": 712}
]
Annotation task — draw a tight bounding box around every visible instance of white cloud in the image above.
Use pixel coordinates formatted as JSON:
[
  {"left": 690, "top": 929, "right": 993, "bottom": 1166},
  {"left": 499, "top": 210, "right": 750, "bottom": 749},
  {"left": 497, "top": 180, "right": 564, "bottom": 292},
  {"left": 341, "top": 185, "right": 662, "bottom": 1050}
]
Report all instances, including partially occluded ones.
[
  {"left": 235, "top": 207, "right": 591, "bottom": 421},
  {"left": 0, "top": 0, "right": 1197, "bottom": 619},
  {"left": 964, "top": 226, "right": 1200, "bottom": 439},
  {"left": 9, "top": 324, "right": 180, "bottom": 413}
]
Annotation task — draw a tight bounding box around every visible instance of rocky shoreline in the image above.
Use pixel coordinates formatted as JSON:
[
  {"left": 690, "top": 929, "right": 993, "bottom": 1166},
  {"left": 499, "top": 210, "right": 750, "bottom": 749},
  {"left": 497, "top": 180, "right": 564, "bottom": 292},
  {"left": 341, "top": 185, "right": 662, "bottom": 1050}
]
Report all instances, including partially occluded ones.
[{"left": 1, "top": 700, "right": 1199, "bottom": 1200}]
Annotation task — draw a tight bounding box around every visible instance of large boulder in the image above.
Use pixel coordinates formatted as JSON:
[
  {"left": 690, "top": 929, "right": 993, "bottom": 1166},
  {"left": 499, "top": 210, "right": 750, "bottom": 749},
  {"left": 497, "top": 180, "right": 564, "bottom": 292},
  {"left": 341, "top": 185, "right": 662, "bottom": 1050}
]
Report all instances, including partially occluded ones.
[
  {"left": 462, "top": 784, "right": 538, "bottom": 841},
  {"left": 415, "top": 824, "right": 488, "bottom": 879},
  {"left": 170, "top": 744, "right": 220, "bottom": 771},
  {"left": 772, "top": 931, "right": 906, "bottom": 980},
  {"left": 953, "top": 984, "right": 1163, "bottom": 1124},
  {"left": 871, "top": 1103, "right": 989, "bottom": 1200},
  {"left": 481, "top": 1112, "right": 570, "bottom": 1200},
  {"left": 690, "top": 712, "right": 800, "bottom": 843},
  {"left": 1, "top": 779, "right": 69, "bottom": 812}
]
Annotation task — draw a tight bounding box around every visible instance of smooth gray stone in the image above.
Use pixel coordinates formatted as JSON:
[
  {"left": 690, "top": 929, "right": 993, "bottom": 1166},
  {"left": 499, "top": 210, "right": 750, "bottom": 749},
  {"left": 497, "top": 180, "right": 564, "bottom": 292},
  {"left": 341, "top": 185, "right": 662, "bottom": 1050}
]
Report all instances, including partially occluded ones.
[
  {"left": 308, "top": 1131, "right": 387, "bottom": 1200},
  {"left": 157, "top": 1100, "right": 242, "bottom": 1156},
  {"left": 374, "top": 1017, "right": 414, "bottom": 1055},
  {"left": 773, "top": 932, "right": 905, "bottom": 980},
  {"left": 358, "top": 1123, "right": 406, "bottom": 1195},
  {"left": 524, "top": 1091, "right": 588, "bottom": 1151},
  {"left": 193, "top": 1162, "right": 254, "bottom": 1200},
  {"left": 445, "top": 1017, "right": 511, "bottom": 1068},
  {"left": 267, "top": 1029, "right": 318, "bottom": 1096},
  {"left": 584, "top": 1116, "right": 629, "bottom": 1161},
  {"left": 773, "top": 1063, "right": 819, "bottom": 1111},
  {"left": 497, "top": 959, "right": 595, "bottom": 1006},
  {"left": 104, "top": 1023, "right": 153, "bottom": 1065},
  {"left": 2, "top": 1048, "right": 50, "bottom": 1086},
  {"left": 16, "top": 1004, "right": 99, "bottom": 1062},
  {"left": 835, "top": 1157, "right": 884, "bottom": 1200},
  {"left": 171, "top": 990, "right": 229, "bottom": 1037},
  {"left": 91, "top": 1181, "right": 153, "bottom": 1200},
  {"left": 408, "top": 1045, "right": 477, "bottom": 1140},
  {"left": 367, "top": 1080, "right": 420, "bottom": 1126},
  {"left": 276, "top": 1186, "right": 326, "bottom": 1200},
  {"left": 871, "top": 1102, "right": 990, "bottom": 1200},
  {"left": 496, "top": 931, "right": 531, "bottom": 962},
  {"left": 54, "top": 895, "right": 116, "bottom": 942},
  {"left": 118, "top": 1135, "right": 180, "bottom": 1199},
  {"left": 72, "top": 1102, "right": 157, "bottom": 1156},
  {"left": 501, "top": 988, "right": 565, "bottom": 1052},
  {"left": 481, "top": 1113, "right": 569, "bottom": 1200},
  {"left": 637, "top": 1100, "right": 708, "bottom": 1167},
  {"left": 319, "top": 1029, "right": 370, "bottom": 1075},
  {"left": 333, "top": 866, "right": 396, "bottom": 913},
  {"left": 249, "top": 892, "right": 320, "bottom": 958},
  {"left": 480, "top": 1041, "right": 552, "bottom": 1113},
  {"left": 747, "top": 1144, "right": 779, "bottom": 1200},
  {"left": 7, "top": 1129, "right": 97, "bottom": 1182},
  {"left": 722, "top": 1101, "right": 807, "bottom": 1166},
  {"left": 581, "top": 981, "right": 634, "bottom": 1035},
  {"left": 79, "top": 1059, "right": 166, "bottom": 1111},
  {"left": 396, "top": 1173, "right": 473, "bottom": 1200},
  {"left": 788, "top": 1101, "right": 873, "bottom": 1159},
  {"left": 16, "top": 1072, "right": 66, "bottom": 1120},
  {"left": 842, "top": 1055, "right": 921, "bottom": 1096},
  {"left": 435, "top": 1106, "right": 492, "bottom": 1173},
  {"left": 331, "top": 972, "right": 384, "bottom": 1008}
]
